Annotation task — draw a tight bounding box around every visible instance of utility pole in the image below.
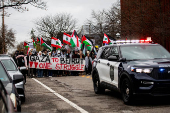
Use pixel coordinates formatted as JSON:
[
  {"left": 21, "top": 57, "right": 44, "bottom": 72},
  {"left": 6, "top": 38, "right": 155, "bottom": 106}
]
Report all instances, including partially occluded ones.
[{"left": 2, "top": 0, "right": 5, "bottom": 54}]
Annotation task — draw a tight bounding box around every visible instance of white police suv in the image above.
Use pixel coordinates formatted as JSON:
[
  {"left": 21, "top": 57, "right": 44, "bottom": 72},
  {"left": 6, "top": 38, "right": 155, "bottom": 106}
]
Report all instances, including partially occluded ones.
[{"left": 92, "top": 40, "right": 170, "bottom": 104}]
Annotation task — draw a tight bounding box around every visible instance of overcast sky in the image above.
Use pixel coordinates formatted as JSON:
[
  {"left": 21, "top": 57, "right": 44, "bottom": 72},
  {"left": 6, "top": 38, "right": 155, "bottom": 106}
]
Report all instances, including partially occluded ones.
[{"left": 1, "top": 0, "right": 117, "bottom": 45}]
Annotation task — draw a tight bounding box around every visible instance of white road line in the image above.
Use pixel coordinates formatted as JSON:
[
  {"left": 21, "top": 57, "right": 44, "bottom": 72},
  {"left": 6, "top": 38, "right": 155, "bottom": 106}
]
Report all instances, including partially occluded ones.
[{"left": 32, "top": 78, "right": 88, "bottom": 113}]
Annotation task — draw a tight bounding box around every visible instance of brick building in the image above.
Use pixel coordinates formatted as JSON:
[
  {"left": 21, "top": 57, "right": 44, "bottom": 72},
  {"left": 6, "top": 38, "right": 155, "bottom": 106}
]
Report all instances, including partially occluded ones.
[{"left": 121, "top": 0, "right": 170, "bottom": 51}]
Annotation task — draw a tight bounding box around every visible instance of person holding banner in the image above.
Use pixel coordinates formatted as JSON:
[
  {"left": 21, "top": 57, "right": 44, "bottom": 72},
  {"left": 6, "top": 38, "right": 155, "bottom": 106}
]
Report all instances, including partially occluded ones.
[
  {"left": 79, "top": 50, "right": 85, "bottom": 76},
  {"left": 48, "top": 52, "right": 53, "bottom": 77},
  {"left": 42, "top": 49, "right": 48, "bottom": 77},
  {"left": 52, "top": 50, "right": 57, "bottom": 57},
  {"left": 72, "top": 49, "right": 80, "bottom": 76},
  {"left": 37, "top": 51, "right": 43, "bottom": 78},
  {"left": 79, "top": 50, "right": 85, "bottom": 59}
]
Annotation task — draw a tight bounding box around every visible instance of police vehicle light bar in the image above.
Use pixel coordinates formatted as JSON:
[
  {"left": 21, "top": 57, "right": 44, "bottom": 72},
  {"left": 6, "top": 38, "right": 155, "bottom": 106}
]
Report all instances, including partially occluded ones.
[{"left": 114, "top": 39, "right": 152, "bottom": 44}]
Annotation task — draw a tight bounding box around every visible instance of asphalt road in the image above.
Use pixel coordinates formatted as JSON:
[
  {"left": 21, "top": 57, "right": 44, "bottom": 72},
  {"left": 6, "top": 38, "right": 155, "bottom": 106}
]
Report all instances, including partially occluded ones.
[{"left": 22, "top": 75, "right": 170, "bottom": 113}]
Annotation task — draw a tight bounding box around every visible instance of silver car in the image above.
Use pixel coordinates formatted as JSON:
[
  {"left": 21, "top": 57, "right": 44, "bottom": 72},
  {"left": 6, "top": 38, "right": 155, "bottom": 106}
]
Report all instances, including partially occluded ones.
[{"left": 0, "top": 57, "right": 25, "bottom": 102}]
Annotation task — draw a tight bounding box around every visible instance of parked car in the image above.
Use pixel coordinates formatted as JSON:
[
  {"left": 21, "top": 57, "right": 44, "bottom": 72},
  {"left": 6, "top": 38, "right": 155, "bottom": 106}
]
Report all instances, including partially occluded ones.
[
  {"left": 0, "top": 80, "right": 14, "bottom": 113},
  {"left": 0, "top": 54, "right": 11, "bottom": 57},
  {"left": 0, "top": 60, "right": 22, "bottom": 112},
  {"left": 0, "top": 57, "right": 25, "bottom": 102}
]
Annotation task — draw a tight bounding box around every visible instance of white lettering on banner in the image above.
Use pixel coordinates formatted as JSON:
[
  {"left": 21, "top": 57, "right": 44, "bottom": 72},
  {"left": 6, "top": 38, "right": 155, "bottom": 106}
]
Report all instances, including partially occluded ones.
[{"left": 29, "top": 56, "right": 85, "bottom": 71}]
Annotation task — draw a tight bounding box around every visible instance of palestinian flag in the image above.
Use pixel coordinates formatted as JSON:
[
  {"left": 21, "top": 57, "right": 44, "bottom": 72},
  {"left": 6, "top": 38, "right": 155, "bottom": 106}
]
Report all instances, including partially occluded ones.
[
  {"left": 103, "top": 33, "right": 111, "bottom": 44},
  {"left": 109, "top": 39, "right": 115, "bottom": 45},
  {"left": 37, "top": 37, "right": 40, "bottom": 43},
  {"left": 82, "top": 35, "right": 93, "bottom": 51},
  {"left": 32, "top": 38, "right": 36, "bottom": 48},
  {"left": 51, "top": 37, "right": 62, "bottom": 49},
  {"left": 24, "top": 42, "right": 29, "bottom": 48},
  {"left": 41, "top": 38, "right": 52, "bottom": 51},
  {"left": 63, "top": 33, "right": 71, "bottom": 45},
  {"left": 82, "top": 35, "right": 93, "bottom": 46},
  {"left": 70, "top": 30, "right": 81, "bottom": 50}
]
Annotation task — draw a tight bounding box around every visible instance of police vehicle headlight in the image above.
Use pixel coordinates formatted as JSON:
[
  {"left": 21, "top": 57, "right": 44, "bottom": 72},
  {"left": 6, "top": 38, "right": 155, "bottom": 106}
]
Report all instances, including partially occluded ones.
[
  {"left": 131, "top": 67, "right": 153, "bottom": 73},
  {"left": 10, "top": 93, "right": 17, "bottom": 108}
]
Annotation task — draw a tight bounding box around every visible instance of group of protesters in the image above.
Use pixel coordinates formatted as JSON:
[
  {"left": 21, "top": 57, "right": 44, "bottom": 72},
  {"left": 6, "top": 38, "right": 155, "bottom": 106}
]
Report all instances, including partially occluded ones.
[{"left": 13, "top": 47, "right": 98, "bottom": 80}]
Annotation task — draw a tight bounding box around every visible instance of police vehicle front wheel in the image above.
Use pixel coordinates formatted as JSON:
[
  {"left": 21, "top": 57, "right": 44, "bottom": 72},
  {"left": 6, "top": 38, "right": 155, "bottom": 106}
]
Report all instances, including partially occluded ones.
[
  {"left": 121, "top": 78, "right": 134, "bottom": 104},
  {"left": 93, "top": 73, "right": 105, "bottom": 94}
]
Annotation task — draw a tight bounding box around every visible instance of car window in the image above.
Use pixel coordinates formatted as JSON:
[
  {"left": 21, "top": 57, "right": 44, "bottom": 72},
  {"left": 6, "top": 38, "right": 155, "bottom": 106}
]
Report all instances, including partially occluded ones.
[
  {"left": 101, "top": 47, "right": 110, "bottom": 59},
  {"left": 110, "top": 46, "right": 118, "bottom": 56},
  {"left": 96, "top": 48, "right": 103, "bottom": 59},
  {"left": 1, "top": 60, "right": 17, "bottom": 71},
  {"left": 0, "top": 63, "right": 10, "bottom": 82}
]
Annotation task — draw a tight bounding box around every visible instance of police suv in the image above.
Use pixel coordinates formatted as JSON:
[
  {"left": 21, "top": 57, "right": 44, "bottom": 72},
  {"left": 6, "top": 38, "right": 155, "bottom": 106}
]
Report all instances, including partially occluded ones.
[{"left": 92, "top": 40, "right": 170, "bottom": 104}]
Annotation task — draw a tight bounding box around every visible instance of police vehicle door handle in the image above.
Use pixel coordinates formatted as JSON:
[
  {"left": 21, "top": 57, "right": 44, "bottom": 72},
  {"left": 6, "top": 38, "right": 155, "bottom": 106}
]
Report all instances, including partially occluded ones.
[{"left": 107, "top": 63, "right": 110, "bottom": 66}]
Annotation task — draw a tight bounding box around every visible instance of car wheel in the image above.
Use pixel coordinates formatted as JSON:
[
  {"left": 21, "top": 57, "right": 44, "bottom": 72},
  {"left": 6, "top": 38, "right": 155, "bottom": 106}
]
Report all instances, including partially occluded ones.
[
  {"left": 93, "top": 73, "right": 105, "bottom": 94},
  {"left": 121, "top": 78, "right": 134, "bottom": 104}
]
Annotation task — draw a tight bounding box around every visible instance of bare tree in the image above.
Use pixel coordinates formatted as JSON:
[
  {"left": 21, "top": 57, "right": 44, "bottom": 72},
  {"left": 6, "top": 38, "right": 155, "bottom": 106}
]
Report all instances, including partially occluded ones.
[
  {"left": 0, "top": 0, "right": 46, "bottom": 11},
  {"left": 86, "top": 1, "right": 121, "bottom": 46},
  {"left": 35, "top": 13, "right": 77, "bottom": 41},
  {"left": 0, "top": 25, "right": 15, "bottom": 53},
  {"left": 104, "top": 1, "right": 121, "bottom": 38},
  {"left": 121, "top": 0, "right": 170, "bottom": 48}
]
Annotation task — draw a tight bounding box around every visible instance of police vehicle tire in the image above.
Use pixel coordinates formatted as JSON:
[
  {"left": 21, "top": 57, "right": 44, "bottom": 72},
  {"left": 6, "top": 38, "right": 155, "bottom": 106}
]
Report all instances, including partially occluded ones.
[
  {"left": 93, "top": 73, "right": 105, "bottom": 94},
  {"left": 121, "top": 78, "right": 134, "bottom": 104}
]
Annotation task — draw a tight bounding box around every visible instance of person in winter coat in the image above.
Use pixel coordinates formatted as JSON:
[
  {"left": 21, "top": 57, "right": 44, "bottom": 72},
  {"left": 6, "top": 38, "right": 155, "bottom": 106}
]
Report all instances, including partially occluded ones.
[
  {"left": 27, "top": 50, "right": 34, "bottom": 78},
  {"left": 72, "top": 49, "right": 80, "bottom": 76},
  {"left": 48, "top": 52, "right": 53, "bottom": 77},
  {"left": 85, "top": 53, "right": 92, "bottom": 75},
  {"left": 37, "top": 51, "right": 43, "bottom": 77},
  {"left": 16, "top": 51, "right": 27, "bottom": 83}
]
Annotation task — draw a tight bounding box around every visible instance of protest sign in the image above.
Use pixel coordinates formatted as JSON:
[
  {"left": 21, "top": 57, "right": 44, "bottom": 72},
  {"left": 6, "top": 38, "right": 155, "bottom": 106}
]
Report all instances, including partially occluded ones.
[{"left": 29, "top": 56, "right": 85, "bottom": 71}]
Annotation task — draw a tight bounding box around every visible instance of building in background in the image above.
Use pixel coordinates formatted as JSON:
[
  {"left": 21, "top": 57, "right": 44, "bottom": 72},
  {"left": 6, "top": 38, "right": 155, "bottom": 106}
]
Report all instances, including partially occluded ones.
[{"left": 121, "top": 0, "right": 170, "bottom": 51}]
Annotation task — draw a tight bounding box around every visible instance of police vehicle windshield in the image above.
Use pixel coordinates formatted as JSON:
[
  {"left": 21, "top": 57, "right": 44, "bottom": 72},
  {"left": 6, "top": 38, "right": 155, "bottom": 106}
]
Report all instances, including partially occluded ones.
[{"left": 120, "top": 45, "right": 170, "bottom": 60}]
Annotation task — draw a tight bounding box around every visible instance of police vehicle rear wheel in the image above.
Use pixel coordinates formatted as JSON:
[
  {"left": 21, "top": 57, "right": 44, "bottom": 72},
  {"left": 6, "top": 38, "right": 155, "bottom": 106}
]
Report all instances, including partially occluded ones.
[
  {"left": 121, "top": 78, "right": 133, "bottom": 104},
  {"left": 93, "top": 73, "right": 105, "bottom": 94}
]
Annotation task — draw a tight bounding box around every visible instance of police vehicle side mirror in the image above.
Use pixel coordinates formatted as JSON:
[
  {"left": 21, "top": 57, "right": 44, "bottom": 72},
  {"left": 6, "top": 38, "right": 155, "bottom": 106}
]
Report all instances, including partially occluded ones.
[
  {"left": 108, "top": 56, "right": 118, "bottom": 61},
  {"left": 119, "top": 58, "right": 126, "bottom": 62},
  {"left": 13, "top": 75, "right": 23, "bottom": 84}
]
